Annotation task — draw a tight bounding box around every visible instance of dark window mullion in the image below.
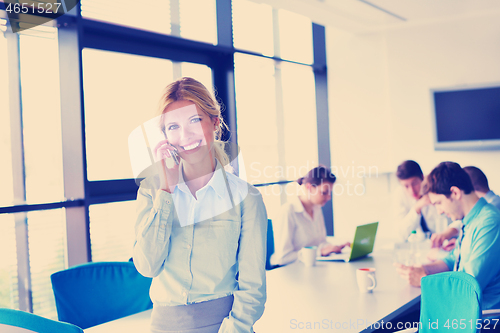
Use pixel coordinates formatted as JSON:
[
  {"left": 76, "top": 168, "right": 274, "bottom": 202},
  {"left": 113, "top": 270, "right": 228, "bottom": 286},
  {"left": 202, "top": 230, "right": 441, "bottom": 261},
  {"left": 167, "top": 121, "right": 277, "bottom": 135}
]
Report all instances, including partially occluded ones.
[
  {"left": 312, "top": 23, "right": 333, "bottom": 235},
  {"left": 81, "top": 19, "right": 221, "bottom": 65},
  {"left": 214, "top": 0, "right": 238, "bottom": 173}
]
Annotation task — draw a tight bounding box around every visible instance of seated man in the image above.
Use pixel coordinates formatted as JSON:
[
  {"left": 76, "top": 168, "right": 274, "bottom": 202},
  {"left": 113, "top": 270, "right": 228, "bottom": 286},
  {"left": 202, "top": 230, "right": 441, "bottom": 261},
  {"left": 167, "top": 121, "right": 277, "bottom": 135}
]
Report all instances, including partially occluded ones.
[
  {"left": 394, "top": 160, "right": 449, "bottom": 241},
  {"left": 464, "top": 166, "right": 500, "bottom": 209},
  {"left": 396, "top": 162, "right": 500, "bottom": 310},
  {"left": 431, "top": 165, "right": 500, "bottom": 248}
]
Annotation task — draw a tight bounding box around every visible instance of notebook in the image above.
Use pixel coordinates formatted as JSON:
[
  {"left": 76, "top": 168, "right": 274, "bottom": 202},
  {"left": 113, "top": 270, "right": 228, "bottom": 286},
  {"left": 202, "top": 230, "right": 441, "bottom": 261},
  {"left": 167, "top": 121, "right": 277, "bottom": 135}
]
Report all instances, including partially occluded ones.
[{"left": 317, "top": 222, "right": 379, "bottom": 262}]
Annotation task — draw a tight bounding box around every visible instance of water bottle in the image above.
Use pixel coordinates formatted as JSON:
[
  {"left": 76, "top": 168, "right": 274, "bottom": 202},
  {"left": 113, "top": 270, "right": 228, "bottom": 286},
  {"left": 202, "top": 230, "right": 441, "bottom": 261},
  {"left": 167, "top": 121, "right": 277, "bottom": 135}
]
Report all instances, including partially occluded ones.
[{"left": 407, "top": 230, "right": 419, "bottom": 266}]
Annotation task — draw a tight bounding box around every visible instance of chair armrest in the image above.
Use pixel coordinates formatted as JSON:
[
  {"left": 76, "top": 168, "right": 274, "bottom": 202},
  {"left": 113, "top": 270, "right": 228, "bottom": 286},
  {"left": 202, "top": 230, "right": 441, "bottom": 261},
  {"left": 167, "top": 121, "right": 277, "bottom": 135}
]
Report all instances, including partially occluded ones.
[
  {"left": 482, "top": 309, "right": 500, "bottom": 317},
  {"left": 392, "top": 329, "right": 418, "bottom": 333}
]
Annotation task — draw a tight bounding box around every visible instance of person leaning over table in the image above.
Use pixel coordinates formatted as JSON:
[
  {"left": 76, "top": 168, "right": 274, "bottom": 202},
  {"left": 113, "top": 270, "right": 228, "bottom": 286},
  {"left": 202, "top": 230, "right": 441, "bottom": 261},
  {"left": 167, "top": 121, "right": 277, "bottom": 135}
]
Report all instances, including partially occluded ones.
[
  {"left": 431, "top": 165, "right": 500, "bottom": 249},
  {"left": 132, "top": 77, "right": 268, "bottom": 333},
  {"left": 395, "top": 161, "right": 500, "bottom": 311},
  {"left": 394, "top": 160, "right": 450, "bottom": 242},
  {"left": 270, "top": 166, "right": 350, "bottom": 267}
]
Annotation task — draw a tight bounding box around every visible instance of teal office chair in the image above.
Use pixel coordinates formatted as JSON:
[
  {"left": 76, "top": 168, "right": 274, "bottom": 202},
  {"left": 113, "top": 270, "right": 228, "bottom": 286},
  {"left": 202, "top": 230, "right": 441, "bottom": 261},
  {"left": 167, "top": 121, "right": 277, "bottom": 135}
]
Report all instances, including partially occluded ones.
[
  {"left": 396, "top": 271, "right": 500, "bottom": 333},
  {"left": 50, "top": 261, "right": 153, "bottom": 329},
  {"left": 0, "top": 308, "right": 83, "bottom": 333},
  {"left": 266, "top": 219, "right": 279, "bottom": 270}
]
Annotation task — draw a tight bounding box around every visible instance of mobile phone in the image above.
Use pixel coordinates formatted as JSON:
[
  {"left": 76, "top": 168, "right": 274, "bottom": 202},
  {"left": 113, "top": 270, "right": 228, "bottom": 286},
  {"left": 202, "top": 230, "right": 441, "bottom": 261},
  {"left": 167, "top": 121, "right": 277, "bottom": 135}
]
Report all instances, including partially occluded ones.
[
  {"left": 160, "top": 128, "right": 180, "bottom": 166},
  {"left": 169, "top": 143, "right": 180, "bottom": 165}
]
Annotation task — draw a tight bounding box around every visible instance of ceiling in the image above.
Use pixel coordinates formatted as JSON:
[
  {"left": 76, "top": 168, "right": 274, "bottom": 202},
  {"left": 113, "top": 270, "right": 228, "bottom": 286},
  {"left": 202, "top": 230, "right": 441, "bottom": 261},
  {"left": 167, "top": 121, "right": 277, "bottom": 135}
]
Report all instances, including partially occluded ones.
[{"left": 252, "top": 0, "right": 500, "bottom": 33}]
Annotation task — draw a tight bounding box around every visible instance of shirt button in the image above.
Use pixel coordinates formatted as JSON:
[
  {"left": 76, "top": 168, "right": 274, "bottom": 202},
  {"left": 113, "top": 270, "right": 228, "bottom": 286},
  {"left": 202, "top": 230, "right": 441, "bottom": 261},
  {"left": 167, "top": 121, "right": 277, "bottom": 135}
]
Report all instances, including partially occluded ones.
[
  {"left": 187, "top": 244, "right": 192, "bottom": 250},
  {"left": 182, "top": 291, "right": 187, "bottom": 297},
  {"left": 166, "top": 200, "right": 170, "bottom": 204}
]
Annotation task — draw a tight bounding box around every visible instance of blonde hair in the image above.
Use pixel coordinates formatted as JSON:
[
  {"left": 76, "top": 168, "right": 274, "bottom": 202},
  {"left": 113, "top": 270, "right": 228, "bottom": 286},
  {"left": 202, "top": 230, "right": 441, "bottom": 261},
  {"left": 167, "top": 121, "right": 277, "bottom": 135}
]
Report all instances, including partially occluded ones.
[{"left": 158, "top": 77, "right": 230, "bottom": 168}]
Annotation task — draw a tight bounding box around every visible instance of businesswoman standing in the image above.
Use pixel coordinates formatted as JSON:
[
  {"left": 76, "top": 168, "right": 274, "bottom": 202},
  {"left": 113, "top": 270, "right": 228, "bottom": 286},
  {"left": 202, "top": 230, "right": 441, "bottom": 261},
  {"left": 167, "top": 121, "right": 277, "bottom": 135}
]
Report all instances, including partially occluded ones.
[
  {"left": 133, "top": 77, "right": 267, "bottom": 333},
  {"left": 270, "top": 166, "right": 350, "bottom": 266}
]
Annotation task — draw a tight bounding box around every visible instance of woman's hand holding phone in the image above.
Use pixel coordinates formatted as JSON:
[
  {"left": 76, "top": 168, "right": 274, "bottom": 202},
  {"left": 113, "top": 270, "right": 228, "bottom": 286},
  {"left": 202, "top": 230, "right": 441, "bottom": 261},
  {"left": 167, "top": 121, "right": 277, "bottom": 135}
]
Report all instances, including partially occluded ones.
[{"left": 154, "top": 139, "right": 180, "bottom": 193}]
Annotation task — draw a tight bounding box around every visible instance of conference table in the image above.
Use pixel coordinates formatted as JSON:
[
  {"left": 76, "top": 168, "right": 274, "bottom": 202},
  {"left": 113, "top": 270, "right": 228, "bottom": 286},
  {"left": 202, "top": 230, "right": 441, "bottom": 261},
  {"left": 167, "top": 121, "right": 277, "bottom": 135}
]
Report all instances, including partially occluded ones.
[
  {"left": 254, "top": 248, "right": 421, "bottom": 332},
  {"left": 84, "top": 248, "right": 421, "bottom": 333}
]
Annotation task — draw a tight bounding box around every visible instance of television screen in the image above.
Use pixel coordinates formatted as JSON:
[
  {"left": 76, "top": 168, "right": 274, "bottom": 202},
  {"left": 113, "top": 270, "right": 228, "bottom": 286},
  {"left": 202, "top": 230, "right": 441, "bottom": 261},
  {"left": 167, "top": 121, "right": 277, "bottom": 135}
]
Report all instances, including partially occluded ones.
[{"left": 432, "top": 85, "right": 500, "bottom": 150}]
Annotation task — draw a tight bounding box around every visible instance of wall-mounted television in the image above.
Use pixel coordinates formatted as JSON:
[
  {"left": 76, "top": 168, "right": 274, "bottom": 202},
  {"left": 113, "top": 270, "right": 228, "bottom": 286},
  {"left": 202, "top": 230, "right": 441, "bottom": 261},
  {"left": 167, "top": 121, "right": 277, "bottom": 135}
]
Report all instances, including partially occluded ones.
[{"left": 431, "top": 84, "right": 500, "bottom": 150}]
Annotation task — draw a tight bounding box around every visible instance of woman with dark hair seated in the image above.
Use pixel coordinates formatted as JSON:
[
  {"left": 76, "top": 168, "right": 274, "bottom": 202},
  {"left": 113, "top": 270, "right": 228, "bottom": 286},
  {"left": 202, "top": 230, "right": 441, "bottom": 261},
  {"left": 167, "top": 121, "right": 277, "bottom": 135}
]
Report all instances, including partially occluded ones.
[{"left": 270, "top": 166, "right": 350, "bottom": 266}]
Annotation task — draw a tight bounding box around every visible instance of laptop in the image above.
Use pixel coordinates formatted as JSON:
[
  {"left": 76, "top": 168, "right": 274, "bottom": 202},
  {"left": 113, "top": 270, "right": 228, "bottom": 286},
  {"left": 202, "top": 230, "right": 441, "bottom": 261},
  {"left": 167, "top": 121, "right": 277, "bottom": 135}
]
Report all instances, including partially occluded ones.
[{"left": 317, "top": 222, "right": 379, "bottom": 262}]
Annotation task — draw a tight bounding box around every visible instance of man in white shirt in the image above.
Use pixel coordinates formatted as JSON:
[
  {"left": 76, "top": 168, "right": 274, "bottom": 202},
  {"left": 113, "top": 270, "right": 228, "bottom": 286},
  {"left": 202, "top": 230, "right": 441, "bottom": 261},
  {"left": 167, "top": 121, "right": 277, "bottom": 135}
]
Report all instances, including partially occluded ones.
[
  {"left": 431, "top": 166, "right": 500, "bottom": 248},
  {"left": 394, "top": 160, "right": 449, "bottom": 241}
]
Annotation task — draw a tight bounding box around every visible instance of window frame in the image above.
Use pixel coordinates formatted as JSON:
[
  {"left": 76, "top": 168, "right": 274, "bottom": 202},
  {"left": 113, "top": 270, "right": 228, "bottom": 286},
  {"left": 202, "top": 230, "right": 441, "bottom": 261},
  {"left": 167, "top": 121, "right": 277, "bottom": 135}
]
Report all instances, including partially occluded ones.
[{"left": 0, "top": 0, "right": 330, "bottom": 313}]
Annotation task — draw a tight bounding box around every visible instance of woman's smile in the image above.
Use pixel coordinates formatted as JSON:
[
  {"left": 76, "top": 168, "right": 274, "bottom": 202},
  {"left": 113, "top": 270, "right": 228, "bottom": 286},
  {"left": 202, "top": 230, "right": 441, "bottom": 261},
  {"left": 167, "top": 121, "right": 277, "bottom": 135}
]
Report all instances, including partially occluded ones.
[
  {"left": 180, "top": 140, "right": 202, "bottom": 153},
  {"left": 163, "top": 101, "right": 216, "bottom": 166}
]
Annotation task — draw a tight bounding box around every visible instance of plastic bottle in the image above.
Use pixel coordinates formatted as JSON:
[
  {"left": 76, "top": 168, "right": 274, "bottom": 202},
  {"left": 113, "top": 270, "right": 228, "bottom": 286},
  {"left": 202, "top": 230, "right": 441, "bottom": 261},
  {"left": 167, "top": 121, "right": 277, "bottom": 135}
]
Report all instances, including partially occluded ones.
[{"left": 407, "top": 230, "right": 419, "bottom": 266}]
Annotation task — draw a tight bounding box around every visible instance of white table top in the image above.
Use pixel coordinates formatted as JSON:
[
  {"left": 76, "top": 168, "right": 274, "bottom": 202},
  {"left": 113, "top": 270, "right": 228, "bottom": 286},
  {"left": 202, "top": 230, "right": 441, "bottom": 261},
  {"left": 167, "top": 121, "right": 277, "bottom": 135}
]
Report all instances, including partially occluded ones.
[
  {"left": 254, "top": 249, "right": 421, "bottom": 333},
  {"left": 85, "top": 249, "right": 420, "bottom": 333}
]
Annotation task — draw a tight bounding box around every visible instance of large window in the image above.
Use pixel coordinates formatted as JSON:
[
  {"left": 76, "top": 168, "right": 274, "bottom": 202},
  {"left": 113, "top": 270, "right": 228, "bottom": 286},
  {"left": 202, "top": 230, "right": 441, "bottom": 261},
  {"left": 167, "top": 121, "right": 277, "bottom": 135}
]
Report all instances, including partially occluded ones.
[
  {"left": 235, "top": 54, "right": 279, "bottom": 184},
  {"left": 20, "top": 28, "right": 66, "bottom": 319},
  {"left": 81, "top": 0, "right": 217, "bottom": 44},
  {"left": 233, "top": 9, "right": 318, "bottom": 223},
  {"left": 0, "top": 21, "right": 68, "bottom": 318},
  {"left": 179, "top": 0, "right": 217, "bottom": 44},
  {"left": 83, "top": 49, "right": 214, "bottom": 181},
  {"left": 281, "top": 62, "right": 318, "bottom": 169},
  {"left": 232, "top": 0, "right": 273, "bottom": 56},
  {"left": 0, "top": 0, "right": 328, "bottom": 317},
  {"left": 27, "top": 209, "right": 66, "bottom": 319},
  {"left": 0, "top": 25, "right": 13, "bottom": 208},
  {"left": 89, "top": 201, "right": 136, "bottom": 262},
  {"left": 0, "top": 214, "right": 18, "bottom": 309},
  {"left": 278, "top": 9, "right": 313, "bottom": 64},
  {"left": 81, "top": 0, "right": 172, "bottom": 34},
  {"left": 0, "top": 17, "right": 17, "bottom": 311},
  {"left": 19, "top": 31, "right": 64, "bottom": 204},
  {"left": 82, "top": 49, "right": 214, "bottom": 261},
  {"left": 82, "top": 49, "right": 175, "bottom": 181}
]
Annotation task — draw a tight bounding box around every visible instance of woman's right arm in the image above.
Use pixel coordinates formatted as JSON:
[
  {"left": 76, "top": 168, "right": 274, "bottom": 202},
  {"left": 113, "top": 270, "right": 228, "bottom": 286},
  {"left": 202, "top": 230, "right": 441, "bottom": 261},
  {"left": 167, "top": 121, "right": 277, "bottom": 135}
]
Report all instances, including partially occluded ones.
[{"left": 133, "top": 184, "right": 175, "bottom": 278}]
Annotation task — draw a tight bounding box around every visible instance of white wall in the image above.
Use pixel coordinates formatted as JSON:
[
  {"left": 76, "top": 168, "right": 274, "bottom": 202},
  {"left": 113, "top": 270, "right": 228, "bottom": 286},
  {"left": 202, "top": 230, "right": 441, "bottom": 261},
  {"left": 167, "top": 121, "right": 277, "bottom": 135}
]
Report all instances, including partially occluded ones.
[
  {"left": 326, "top": 27, "right": 394, "bottom": 240},
  {"left": 326, "top": 13, "right": 500, "bottom": 240},
  {"left": 385, "top": 14, "right": 500, "bottom": 188}
]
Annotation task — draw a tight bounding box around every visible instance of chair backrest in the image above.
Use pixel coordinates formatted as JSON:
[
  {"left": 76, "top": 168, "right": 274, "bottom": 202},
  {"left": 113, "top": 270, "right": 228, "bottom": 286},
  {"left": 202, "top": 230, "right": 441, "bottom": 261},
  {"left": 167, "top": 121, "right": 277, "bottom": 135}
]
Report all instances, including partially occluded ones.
[
  {"left": 0, "top": 308, "right": 83, "bottom": 333},
  {"left": 419, "top": 271, "right": 482, "bottom": 333},
  {"left": 266, "top": 219, "right": 276, "bottom": 270},
  {"left": 50, "top": 261, "right": 153, "bottom": 329}
]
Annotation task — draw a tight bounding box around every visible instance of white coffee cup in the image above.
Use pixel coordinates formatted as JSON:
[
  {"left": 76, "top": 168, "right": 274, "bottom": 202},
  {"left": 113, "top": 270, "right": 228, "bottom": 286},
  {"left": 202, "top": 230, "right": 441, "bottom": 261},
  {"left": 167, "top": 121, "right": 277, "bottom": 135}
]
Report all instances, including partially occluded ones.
[
  {"left": 299, "top": 246, "right": 317, "bottom": 267},
  {"left": 356, "top": 268, "right": 377, "bottom": 293}
]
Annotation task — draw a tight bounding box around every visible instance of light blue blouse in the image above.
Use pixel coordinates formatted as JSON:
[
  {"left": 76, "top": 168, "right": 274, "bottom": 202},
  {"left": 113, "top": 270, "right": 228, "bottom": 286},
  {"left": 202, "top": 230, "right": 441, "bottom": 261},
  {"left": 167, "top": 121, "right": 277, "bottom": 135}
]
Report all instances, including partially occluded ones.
[
  {"left": 133, "top": 161, "right": 268, "bottom": 332},
  {"left": 442, "top": 198, "right": 500, "bottom": 310}
]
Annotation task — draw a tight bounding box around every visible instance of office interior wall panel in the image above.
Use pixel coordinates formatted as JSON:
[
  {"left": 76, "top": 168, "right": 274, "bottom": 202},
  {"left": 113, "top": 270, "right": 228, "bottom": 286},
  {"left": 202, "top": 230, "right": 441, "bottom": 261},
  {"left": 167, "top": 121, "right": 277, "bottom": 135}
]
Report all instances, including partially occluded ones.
[
  {"left": 326, "top": 27, "right": 393, "bottom": 239},
  {"left": 385, "top": 14, "right": 500, "bottom": 191}
]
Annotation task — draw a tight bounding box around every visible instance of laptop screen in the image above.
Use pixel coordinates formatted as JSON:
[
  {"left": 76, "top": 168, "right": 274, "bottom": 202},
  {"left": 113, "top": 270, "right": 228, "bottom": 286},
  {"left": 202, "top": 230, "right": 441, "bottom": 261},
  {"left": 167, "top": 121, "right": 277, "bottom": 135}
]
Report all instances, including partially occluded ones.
[{"left": 349, "top": 222, "right": 379, "bottom": 261}]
